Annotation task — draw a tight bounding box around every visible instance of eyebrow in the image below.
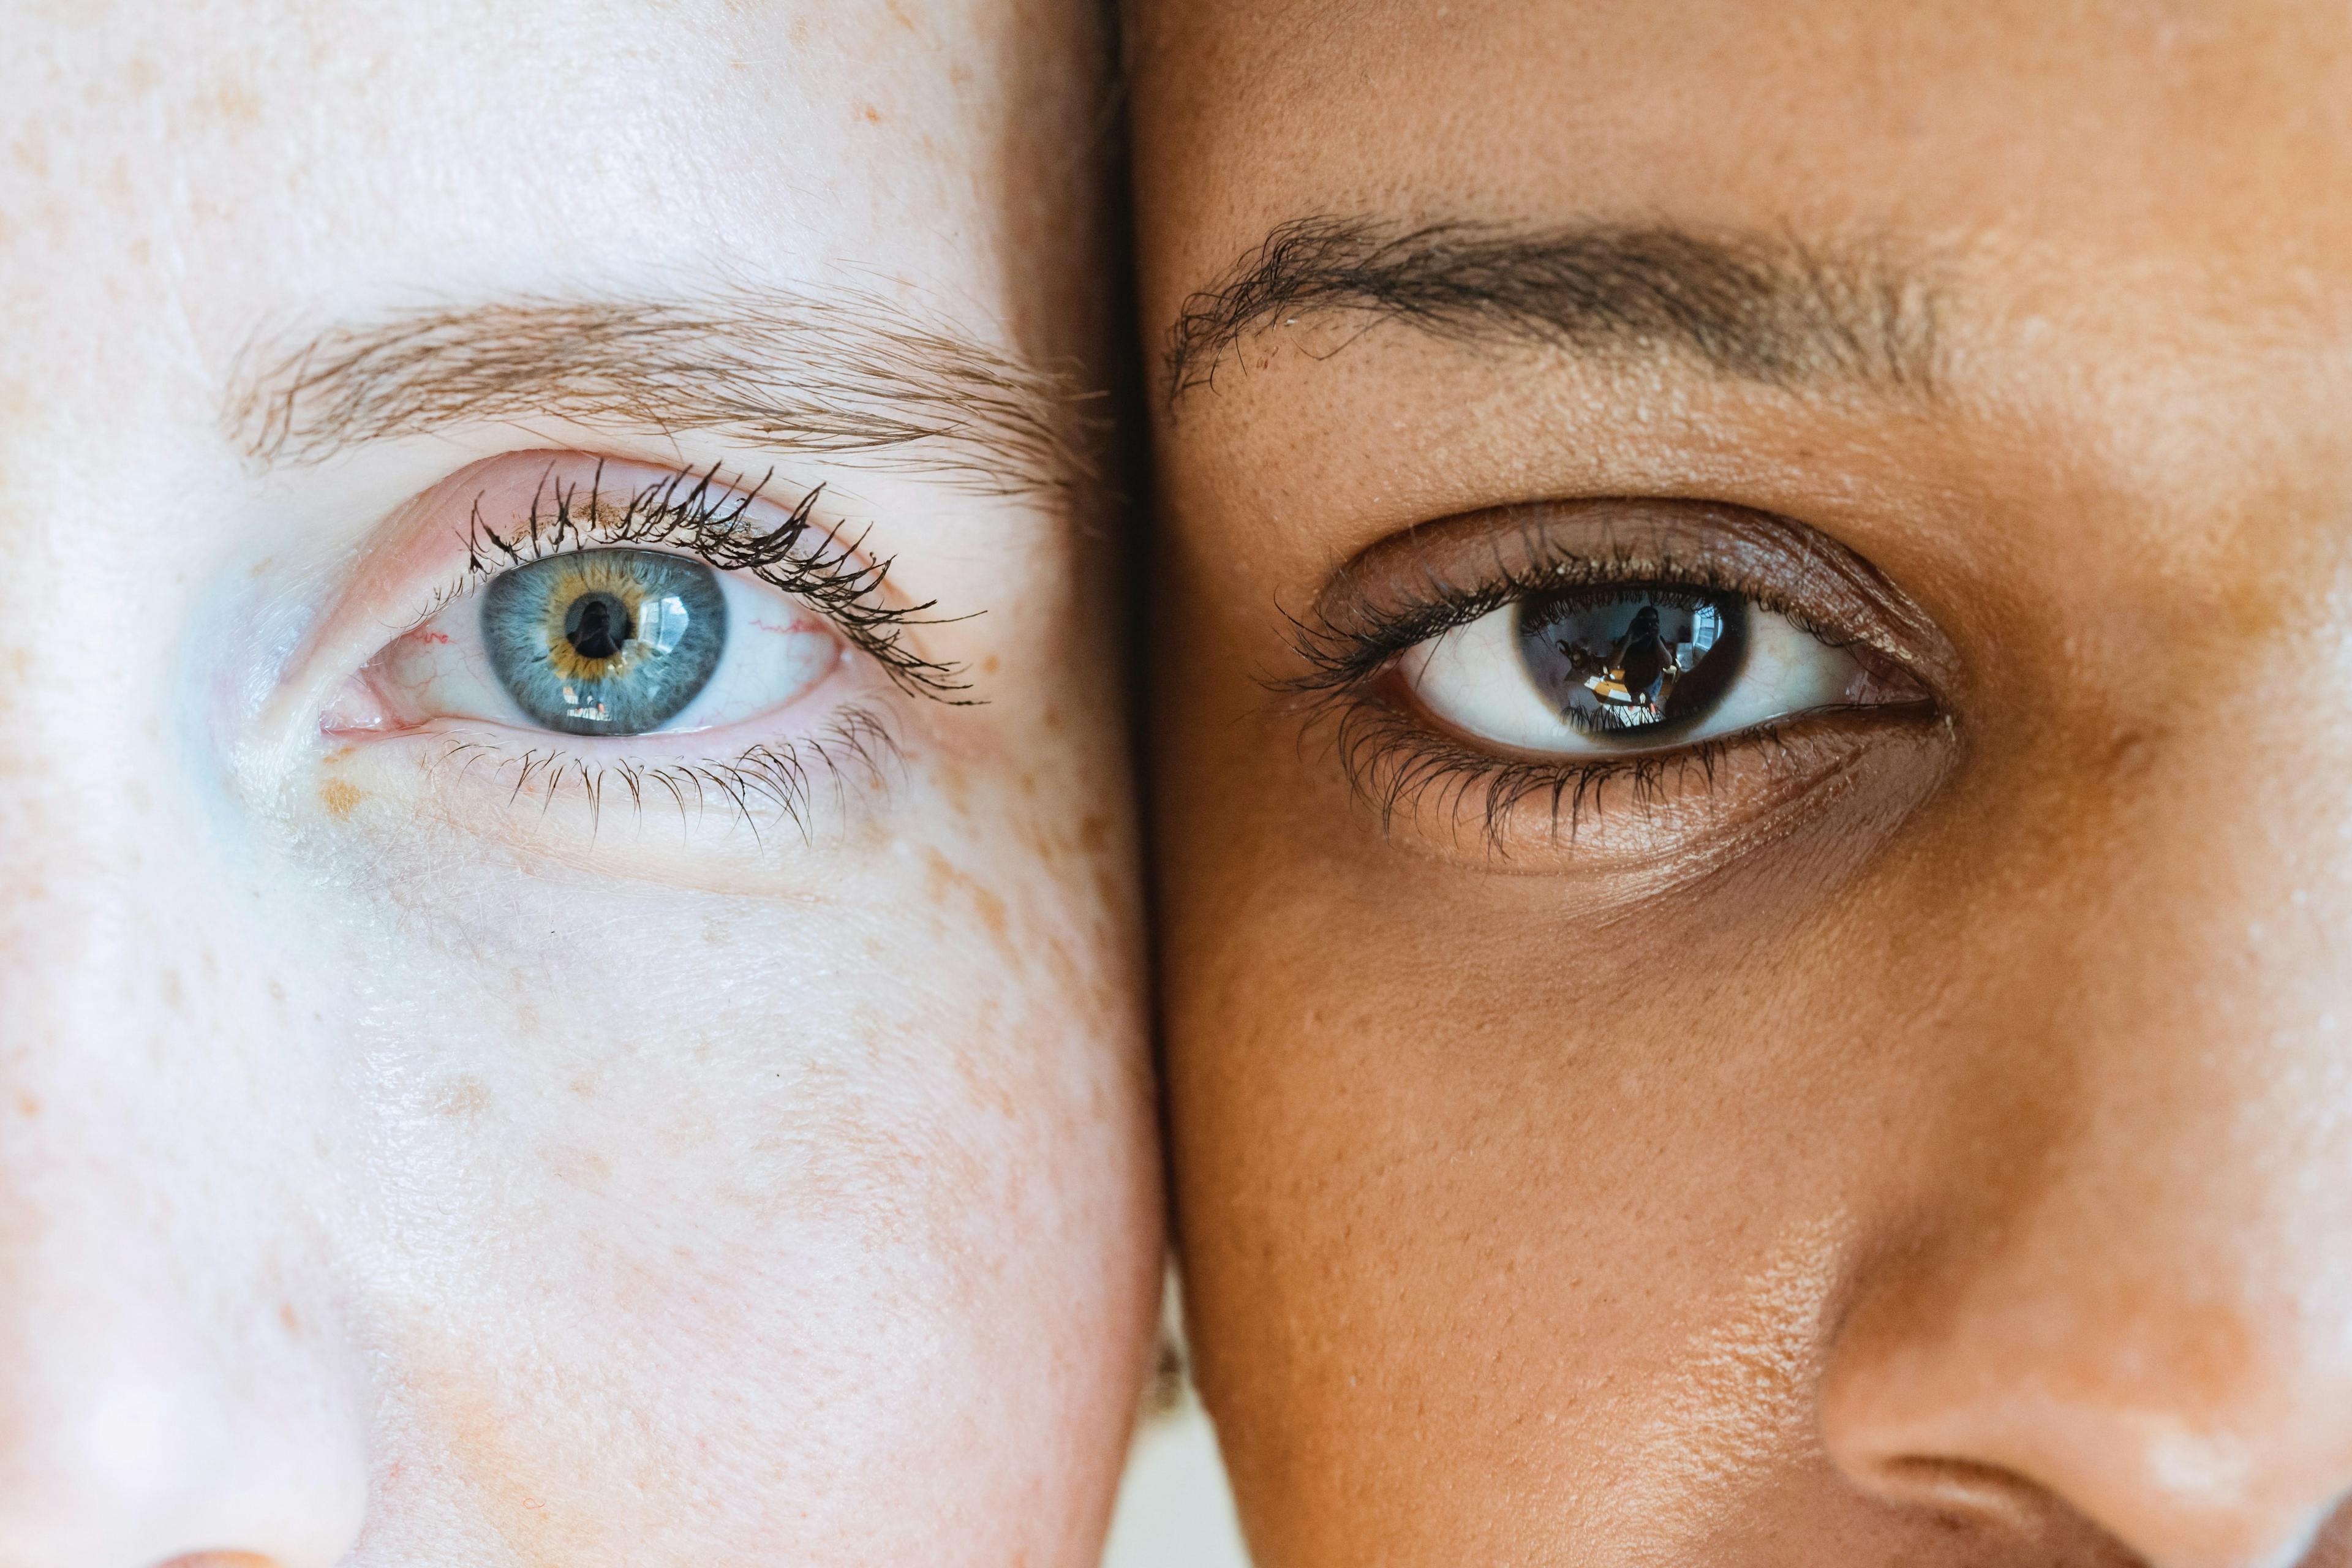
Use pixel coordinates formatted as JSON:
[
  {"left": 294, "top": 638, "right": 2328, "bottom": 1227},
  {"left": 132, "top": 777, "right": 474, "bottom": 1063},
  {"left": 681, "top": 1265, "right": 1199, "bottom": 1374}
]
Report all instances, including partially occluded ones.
[
  {"left": 229, "top": 286, "right": 1100, "bottom": 496},
  {"left": 1163, "top": 216, "right": 1942, "bottom": 404}
]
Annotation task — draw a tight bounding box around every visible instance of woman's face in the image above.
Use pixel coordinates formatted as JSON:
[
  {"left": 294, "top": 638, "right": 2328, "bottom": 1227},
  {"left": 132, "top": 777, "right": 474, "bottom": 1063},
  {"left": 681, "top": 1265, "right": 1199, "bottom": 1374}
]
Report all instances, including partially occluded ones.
[
  {"left": 1, "top": 4, "right": 1156, "bottom": 1565},
  {"left": 1135, "top": 3, "right": 2352, "bottom": 1564}
]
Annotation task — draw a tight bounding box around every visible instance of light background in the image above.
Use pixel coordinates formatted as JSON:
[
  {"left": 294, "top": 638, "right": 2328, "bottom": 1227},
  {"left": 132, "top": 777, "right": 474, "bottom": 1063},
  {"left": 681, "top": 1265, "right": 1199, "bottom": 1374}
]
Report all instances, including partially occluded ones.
[
  {"left": 1098, "top": 1279, "right": 1253, "bottom": 1568},
  {"left": 1101, "top": 1375, "right": 1252, "bottom": 1568}
]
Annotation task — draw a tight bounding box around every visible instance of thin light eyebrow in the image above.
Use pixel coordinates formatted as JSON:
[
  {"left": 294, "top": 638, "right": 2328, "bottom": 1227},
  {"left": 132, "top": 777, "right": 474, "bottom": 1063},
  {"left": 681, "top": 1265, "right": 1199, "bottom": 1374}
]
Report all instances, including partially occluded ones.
[
  {"left": 1163, "top": 216, "right": 1943, "bottom": 404},
  {"left": 228, "top": 287, "right": 1101, "bottom": 497}
]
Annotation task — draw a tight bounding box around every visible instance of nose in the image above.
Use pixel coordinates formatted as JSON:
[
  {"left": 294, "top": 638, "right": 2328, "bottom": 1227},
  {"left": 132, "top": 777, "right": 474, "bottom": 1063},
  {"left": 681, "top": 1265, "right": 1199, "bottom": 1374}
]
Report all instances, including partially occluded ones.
[
  {"left": 1817, "top": 726, "right": 2352, "bottom": 1567},
  {"left": 0, "top": 715, "right": 369, "bottom": 1567}
]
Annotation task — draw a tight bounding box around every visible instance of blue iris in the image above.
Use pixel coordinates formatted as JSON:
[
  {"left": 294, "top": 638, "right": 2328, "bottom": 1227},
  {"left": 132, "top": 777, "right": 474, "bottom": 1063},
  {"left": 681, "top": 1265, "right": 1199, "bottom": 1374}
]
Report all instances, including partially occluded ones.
[{"left": 481, "top": 549, "right": 728, "bottom": 736}]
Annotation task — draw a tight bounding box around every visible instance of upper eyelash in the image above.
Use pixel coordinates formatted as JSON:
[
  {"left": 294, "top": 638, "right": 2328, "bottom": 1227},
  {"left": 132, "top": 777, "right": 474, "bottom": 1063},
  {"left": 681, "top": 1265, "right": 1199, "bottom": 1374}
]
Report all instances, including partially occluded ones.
[
  {"left": 1270, "top": 526, "right": 1931, "bottom": 848},
  {"left": 1276, "top": 537, "right": 1864, "bottom": 699},
  {"left": 456, "top": 459, "right": 973, "bottom": 703}
]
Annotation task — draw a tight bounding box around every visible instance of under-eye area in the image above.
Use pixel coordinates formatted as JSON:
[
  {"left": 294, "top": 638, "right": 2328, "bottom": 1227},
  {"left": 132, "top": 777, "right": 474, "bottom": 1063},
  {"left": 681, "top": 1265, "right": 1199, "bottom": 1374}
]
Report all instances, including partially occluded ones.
[
  {"left": 1278, "top": 497, "right": 1959, "bottom": 865},
  {"left": 306, "top": 453, "right": 964, "bottom": 844}
]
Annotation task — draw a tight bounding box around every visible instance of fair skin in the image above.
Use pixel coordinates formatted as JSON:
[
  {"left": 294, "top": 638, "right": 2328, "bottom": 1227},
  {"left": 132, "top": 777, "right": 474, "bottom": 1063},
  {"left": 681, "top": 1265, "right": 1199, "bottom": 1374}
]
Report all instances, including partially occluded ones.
[
  {"left": 1134, "top": 4, "right": 2352, "bottom": 1565},
  {"left": 0, "top": 4, "right": 1157, "bottom": 1566}
]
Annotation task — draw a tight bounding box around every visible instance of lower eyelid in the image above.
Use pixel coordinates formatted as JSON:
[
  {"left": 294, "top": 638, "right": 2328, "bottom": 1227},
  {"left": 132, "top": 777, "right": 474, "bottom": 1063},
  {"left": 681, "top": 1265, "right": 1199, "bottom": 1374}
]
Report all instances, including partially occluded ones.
[{"left": 317, "top": 701, "right": 908, "bottom": 855}]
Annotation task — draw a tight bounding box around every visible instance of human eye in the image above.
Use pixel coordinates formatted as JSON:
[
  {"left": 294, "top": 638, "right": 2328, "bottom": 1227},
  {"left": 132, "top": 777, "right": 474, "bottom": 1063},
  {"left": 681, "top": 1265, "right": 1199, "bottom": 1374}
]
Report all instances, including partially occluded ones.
[
  {"left": 300, "top": 452, "right": 957, "bottom": 854},
  {"left": 1283, "top": 498, "right": 1957, "bottom": 867}
]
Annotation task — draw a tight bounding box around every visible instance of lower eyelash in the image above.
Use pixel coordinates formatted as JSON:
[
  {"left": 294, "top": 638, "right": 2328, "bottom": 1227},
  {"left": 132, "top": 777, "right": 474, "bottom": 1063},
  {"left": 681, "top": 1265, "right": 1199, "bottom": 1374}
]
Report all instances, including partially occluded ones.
[
  {"left": 1305, "top": 680, "right": 1926, "bottom": 856},
  {"left": 425, "top": 706, "right": 903, "bottom": 845},
  {"left": 1307, "top": 688, "right": 1763, "bottom": 848}
]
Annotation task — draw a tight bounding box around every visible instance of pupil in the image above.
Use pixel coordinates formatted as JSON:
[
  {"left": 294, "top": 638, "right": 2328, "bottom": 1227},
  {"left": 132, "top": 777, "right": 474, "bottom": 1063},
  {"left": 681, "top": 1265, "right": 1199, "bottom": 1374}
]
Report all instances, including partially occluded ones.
[
  {"left": 564, "top": 593, "right": 633, "bottom": 662},
  {"left": 1516, "top": 590, "right": 1745, "bottom": 739}
]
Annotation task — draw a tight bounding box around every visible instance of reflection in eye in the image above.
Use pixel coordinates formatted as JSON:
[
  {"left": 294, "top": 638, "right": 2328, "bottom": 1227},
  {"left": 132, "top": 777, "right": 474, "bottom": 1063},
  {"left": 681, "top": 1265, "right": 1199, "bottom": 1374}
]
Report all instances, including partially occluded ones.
[
  {"left": 482, "top": 549, "right": 728, "bottom": 734},
  {"left": 1401, "top": 587, "right": 1874, "bottom": 756}
]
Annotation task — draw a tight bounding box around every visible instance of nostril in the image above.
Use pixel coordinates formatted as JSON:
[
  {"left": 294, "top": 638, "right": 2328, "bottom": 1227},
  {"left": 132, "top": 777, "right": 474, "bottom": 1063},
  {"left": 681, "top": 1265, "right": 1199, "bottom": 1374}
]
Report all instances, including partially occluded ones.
[
  {"left": 1858, "top": 1457, "right": 2149, "bottom": 1562},
  {"left": 1870, "top": 1455, "right": 2065, "bottom": 1533}
]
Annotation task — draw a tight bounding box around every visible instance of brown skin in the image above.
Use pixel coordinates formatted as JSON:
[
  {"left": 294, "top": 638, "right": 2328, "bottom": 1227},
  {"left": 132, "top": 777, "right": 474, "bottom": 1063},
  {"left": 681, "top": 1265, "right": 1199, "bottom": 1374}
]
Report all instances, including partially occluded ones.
[{"left": 1133, "top": 5, "right": 2352, "bottom": 1566}]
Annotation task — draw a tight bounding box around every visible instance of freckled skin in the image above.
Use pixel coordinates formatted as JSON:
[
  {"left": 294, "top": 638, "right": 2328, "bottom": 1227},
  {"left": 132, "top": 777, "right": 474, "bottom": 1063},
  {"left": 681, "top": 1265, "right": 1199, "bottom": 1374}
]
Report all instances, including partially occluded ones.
[
  {"left": 1135, "top": 4, "right": 2352, "bottom": 1566},
  {"left": 0, "top": 4, "right": 1155, "bottom": 1567}
]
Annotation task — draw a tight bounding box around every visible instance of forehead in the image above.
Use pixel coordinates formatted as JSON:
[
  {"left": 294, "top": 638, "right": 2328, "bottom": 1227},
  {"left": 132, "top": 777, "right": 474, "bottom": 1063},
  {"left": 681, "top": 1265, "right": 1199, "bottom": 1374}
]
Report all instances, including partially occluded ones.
[{"left": 1136, "top": 1, "right": 2352, "bottom": 312}]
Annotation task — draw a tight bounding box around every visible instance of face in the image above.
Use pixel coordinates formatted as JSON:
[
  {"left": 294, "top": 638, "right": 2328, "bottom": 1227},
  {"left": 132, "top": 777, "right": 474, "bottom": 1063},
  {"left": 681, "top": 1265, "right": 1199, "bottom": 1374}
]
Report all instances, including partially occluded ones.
[
  {"left": 1134, "top": 4, "right": 2352, "bottom": 1564},
  {"left": 1, "top": 4, "right": 1156, "bottom": 1565}
]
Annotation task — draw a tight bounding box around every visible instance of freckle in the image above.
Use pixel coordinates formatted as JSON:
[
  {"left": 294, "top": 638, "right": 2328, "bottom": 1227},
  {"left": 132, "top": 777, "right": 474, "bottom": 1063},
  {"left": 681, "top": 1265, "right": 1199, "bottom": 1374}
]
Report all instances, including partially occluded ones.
[
  {"left": 1042, "top": 706, "right": 1063, "bottom": 731},
  {"left": 15, "top": 1093, "right": 39, "bottom": 1118},
  {"left": 159, "top": 967, "right": 184, "bottom": 1012},
  {"left": 973, "top": 886, "right": 1008, "bottom": 940},
  {"left": 544, "top": 1145, "right": 611, "bottom": 1186},
  {"left": 267, "top": 979, "right": 287, "bottom": 1005},
  {"left": 322, "top": 746, "right": 354, "bottom": 765},
  {"left": 568, "top": 1076, "right": 598, "bottom": 1099},
  {"left": 856, "top": 102, "right": 884, "bottom": 124},
  {"left": 981, "top": 655, "right": 1000, "bottom": 675},
  {"left": 248, "top": 556, "right": 273, "bottom": 577},
  {"left": 933, "top": 758, "right": 972, "bottom": 815},
  {"left": 212, "top": 81, "right": 262, "bottom": 123},
  {"left": 278, "top": 1302, "right": 301, "bottom": 1335},
  {"left": 1079, "top": 813, "right": 1109, "bottom": 853},
  {"left": 320, "top": 778, "right": 363, "bottom": 817},
  {"left": 429, "top": 1075, "right": 492, "bottom": 1120}
]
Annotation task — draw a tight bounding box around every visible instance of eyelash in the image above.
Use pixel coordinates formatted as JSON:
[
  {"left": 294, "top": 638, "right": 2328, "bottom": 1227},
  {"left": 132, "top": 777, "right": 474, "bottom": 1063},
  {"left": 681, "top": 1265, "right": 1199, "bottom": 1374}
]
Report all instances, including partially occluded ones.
[
  {"left": 450, "top": 459, "right": 970, "bottom": 703},
  {"left": 422, "top": 709, "right": 902, "bottom": 847},
  {"left": 1277, "top": 535, "right": 1912, "bottom": 841},
  {"left": 370, "top": 460, "right": 953, "bottom": 840}
]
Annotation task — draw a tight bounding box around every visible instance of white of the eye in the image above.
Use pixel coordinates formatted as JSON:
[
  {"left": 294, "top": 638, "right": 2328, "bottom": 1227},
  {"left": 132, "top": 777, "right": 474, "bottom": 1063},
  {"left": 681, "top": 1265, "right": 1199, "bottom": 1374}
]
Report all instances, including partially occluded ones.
[
  {"left": 1401, "top": 600, "right": 1868, "bottom": 756},
  {"left": 372, "top": 560, "right": 843, "bottom": 735},
  {"left": 655, "top": 570, "right": 840, "bottom": 734}
]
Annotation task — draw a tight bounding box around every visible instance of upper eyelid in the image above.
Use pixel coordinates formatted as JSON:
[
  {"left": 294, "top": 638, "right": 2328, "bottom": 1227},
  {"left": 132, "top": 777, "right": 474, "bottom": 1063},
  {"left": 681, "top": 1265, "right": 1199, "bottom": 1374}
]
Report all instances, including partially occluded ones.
[
  {"left": 1284, "top": 498, "right": 1959, "bottom": 696},
  {"left": 396, "top": 458, "right": 974, "bottom": 705}
]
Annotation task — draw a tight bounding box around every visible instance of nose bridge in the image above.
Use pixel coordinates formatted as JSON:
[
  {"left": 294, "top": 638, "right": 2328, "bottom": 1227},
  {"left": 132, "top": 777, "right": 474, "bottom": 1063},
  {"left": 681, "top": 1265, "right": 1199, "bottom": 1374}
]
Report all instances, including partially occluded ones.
[
  {"left": 0, "top": 644, "right": 369, "bottom": 1566},
  {"left": 1822, "top": 720, "right": 2352, "bottom": 1566}
]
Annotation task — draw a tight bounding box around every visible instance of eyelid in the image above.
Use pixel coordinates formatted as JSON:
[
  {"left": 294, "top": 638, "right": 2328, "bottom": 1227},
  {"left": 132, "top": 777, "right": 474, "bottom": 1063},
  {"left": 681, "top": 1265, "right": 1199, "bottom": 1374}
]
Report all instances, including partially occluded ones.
[
  {"left": 1286, "top": 497, "right": 1961, "bottom": 703},
  {"left": 255, "top": 452, "right": 957, "bottom": 767},
  {"left": 444, "top": 458, "right": 970, "bottom": 705}
]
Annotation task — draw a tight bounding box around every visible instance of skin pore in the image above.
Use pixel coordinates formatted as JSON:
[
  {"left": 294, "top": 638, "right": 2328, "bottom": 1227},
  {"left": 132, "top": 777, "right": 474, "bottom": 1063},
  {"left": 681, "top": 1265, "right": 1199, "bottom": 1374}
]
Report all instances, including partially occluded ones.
[
  {"left": 1133, "top": 4, "right": 2352, "bottom": 1566},
  {"left": 0, "top": 4, "right": 1156, "bottom": 1566}
]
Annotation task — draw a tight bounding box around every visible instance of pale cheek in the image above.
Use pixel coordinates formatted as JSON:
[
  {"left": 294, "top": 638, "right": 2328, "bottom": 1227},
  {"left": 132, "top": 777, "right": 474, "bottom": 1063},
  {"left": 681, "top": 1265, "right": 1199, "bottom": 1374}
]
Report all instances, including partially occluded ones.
[{"left": 311, "top": 802, "right": 1150, "bottom": 1561}]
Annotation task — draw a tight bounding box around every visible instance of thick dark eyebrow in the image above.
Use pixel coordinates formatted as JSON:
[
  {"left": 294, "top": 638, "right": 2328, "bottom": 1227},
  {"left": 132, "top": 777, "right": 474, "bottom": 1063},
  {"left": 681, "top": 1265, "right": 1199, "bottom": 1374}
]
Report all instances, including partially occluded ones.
[
  {"left": 229, "top": 287, "right": 1099, "bottom": 497},
  {"left": 1163, "top": 216, "right": 1941, "bottom": 404}
]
